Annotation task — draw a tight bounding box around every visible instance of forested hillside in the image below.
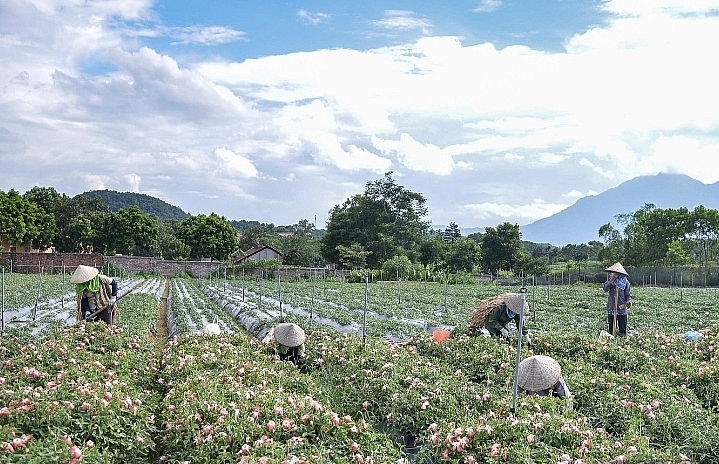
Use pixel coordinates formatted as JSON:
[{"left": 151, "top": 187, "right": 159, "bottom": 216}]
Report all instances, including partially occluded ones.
[{"left": 77, "top": 190, "right": 189, "bottom": 221}]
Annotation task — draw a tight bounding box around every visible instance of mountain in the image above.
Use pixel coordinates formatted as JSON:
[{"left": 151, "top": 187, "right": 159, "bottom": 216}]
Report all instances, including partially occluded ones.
[
  {"left": 521, "top": 173, "right": 719, "bottom": 246},
  {"left": 77, "top": 190, "right": 189, "bottom": 221}
]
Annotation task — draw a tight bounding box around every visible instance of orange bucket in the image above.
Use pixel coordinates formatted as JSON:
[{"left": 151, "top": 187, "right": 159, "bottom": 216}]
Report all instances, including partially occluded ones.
[{"left": 432, "top": 329, "right": 451, "bottom": 342}]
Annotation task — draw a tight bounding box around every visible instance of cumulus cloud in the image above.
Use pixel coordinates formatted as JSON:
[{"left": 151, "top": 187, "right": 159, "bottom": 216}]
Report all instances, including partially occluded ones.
[
  {"left": 297, "top": 10, "right": 331, "bottom": 26},
  {"left": 212, "top": 148, "right": 258, "bottom": 178},
  {"left": 372, "top": 134, "right": 466, "bottom": 175},
  {"left": 2, "top": 0, "right": 719, "bottom": 227}
]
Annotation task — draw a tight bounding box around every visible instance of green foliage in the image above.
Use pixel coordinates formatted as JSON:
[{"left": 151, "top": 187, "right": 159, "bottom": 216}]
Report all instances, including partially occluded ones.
[
  {"left": 321, "top": 172, "right": 430, "bottom": 268},
  {"left": 480, "top": 222, "right": 524, "bottom": 274},
  {"left": 177, "top": 213, "right": 239, "bottom": 262},
  {"left": 0, "top": 189, "right": 43, "bottom": 249},
  {"left": 381, "top": 255, "right": 413, "bottom": 279},
  {"left": 77, "top": 189, "right": 188, "bottom": 221},
  {"left": 281, "top": 235, "right": 322, "bottom": 267},
  {"left": 101, "top": 205, "right": 159, "bottom": 256}
]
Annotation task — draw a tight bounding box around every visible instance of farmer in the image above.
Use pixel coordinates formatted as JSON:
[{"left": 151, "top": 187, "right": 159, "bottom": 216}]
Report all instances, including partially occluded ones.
[
  {"left": 481, "top": 293, "right": 532, "bottom": 343},
  {"left": 517, "top": 355, "right": 571, "bottom": 399},
  {"left": 264, "top": 322, "right": 306, "bottom": 364},
  {"left": 603, "top": 262, "right": 633, "bottom": 337},
  {"left": 71, "top": 265, "right": 118, "bottom": 325}
]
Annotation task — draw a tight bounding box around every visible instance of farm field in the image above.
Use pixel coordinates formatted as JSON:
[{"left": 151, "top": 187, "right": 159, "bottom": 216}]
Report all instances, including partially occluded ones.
[{"left": 2, "top": 274, "right": 719, "bottom": 463}]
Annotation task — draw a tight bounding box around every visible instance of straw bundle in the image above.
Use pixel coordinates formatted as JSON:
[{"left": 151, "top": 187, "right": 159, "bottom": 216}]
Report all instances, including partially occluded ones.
[{"left": 470, "top": 294, "right": 506, "bottom": 327}]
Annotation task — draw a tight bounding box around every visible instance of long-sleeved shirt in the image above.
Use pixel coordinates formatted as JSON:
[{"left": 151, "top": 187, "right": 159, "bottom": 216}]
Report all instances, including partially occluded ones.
[
  {"left": 603, "top": 276, "right": 632, "bottom": 315},
  {"left": 483, "top": 304, "right": 528, "bottom": 336}
]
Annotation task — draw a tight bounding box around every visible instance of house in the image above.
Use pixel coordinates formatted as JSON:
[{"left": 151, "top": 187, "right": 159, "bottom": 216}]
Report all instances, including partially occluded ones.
[{"left": 233, "top": 245, "right": 283, "bottom": 264}]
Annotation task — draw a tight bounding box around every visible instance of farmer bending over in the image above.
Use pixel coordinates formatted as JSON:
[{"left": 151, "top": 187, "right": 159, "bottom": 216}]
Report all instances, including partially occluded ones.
[
  {"left": 517, "top": 355, "right": 571, "bottom": 399},
  {"left": 263, "top": 322, "right": 306, "bottom": 364},
  {"left": 482, "top": 293, "right": 532, "bottom": 343},
  {"left": 71, "top": 265, "right": 118, "bottom": 325}
]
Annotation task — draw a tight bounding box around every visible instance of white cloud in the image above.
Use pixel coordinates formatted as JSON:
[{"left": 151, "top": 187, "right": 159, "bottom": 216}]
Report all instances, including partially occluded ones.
[
  {"left": 370, "top": 10, "right": 433, "bottom": 33},
  {"left": 473, "top": 0, "right": 503, "bottom": 13},
  {"left": 464, "top": 199, "right": 569, "bottom": 224},
  {"left": 372, "top": 133, "right": 465, "bottom": 175},
  {"left": 297, "top": 10, "right": 331, "bottom": 26},
  {"left": 563, "top": 190, "right": 583, "bottom": 198},
  {"left": 212, "top": 148, "right": 258, "bottom": 178},
  {"left": 3, "top": 0, "right": 719, "bottom": 228},
  {"left": 538, "top": 152, "right": 568, "bottom": 164},
  {"left": 169, "top": 26, "right": 246, "bottom": 45}
]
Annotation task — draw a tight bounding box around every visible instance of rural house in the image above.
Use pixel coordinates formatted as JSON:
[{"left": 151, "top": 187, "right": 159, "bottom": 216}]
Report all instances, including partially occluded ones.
[{"left": 233, "top": 245, "right": 283, "bottom": 264}]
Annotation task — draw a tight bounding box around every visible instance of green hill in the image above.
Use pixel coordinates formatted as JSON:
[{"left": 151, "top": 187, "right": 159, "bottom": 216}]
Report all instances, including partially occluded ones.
[{"left": 77, "top": 189, "right": 189, "bottom": 221}]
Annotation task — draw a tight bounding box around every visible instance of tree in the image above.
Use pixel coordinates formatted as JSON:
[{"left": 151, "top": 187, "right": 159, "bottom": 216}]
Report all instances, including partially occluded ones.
[
  {"left": 53, "top": 195, "right": 109, "bottom": 252},
  {"left": 418, "top": 234, "right": 447, "bottom": 267},
  {"left": 666, "top": 240, "right": 689, "bottom": 283},
  {"left": 381, "top": 255, "right": 413, "bottom": 280},
  {"left": 281, "top": 235, "right": 322, "bottom": 267},
  {"left": 157, "top": 219, "right": 191, "bottom": 260},
  {"left": 321, "top": 172, "right": 429, "bottom": 268},
  {"left": 0, "top": 189, "right": 41, "bottom": 248},
  {"left": 442, "top": 238, "right": 481, "bottom": 274},
  {"left": 177, "top": 213, "right": 239, "bottom": 261},
  {"left": 443, "top": 222, "right": 462, "bottom": 243},
  {"left": 102, "top": 206, "right": 158, "bottom": 256},
  {"left": 335, "top": 243, "right": 371, "bottom": 270},
  {"left": 513, "top": 253, "right": 550, "bottom": 277},
  {"left": 479, "top": 222, "right": 523, "bottom": 275}
]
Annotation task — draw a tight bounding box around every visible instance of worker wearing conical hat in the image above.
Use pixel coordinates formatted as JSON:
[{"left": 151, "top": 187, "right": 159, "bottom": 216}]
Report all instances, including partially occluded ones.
[
  {"left": 517, "top": 355, "right": 571, "bottom": 399},
  {"left": 483, "top": 293, "right": 532, "bottom": 343},
  {"left": 70, "top": 265, "right": 118, "bottom": 324},
  {"left": 263, "top": 322, "right": 306, "bottom": 364},
  {"left": 603, "top": 262, "right": 633, "bottom": 337}
]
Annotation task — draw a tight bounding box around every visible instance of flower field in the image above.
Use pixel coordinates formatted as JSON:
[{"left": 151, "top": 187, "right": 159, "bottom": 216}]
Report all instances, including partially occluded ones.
[{"left": 3, "top": 274, "right": 719, "bottom": 463}]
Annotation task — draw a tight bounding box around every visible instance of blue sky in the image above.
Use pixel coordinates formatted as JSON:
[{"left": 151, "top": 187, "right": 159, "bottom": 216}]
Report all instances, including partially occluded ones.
[{"left": 2, "top": 0, "right": 719, "bottom": 235}]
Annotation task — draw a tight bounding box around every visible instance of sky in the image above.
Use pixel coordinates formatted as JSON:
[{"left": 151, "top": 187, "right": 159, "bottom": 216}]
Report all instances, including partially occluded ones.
[{"left": 2, "top": 0, "right": 719, "bottom": 233}]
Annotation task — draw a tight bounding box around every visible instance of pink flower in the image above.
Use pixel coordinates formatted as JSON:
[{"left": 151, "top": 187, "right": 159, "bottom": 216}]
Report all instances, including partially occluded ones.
[
  {"left": 526, "top": 434, "right": 535, "bottom": 444},
  {"left": 616, "top": 455, "right": 627, "bottom": 464},
  {"left": 267, "top": 420, "right": 276, "bottom": 432}
]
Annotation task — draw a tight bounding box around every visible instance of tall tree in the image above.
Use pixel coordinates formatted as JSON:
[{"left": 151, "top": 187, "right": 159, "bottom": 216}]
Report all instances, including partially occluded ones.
[
  {"left": 0, "top": 189, "right": 41, "bottom": 248},
  {"left": 102, "top": 205, "right": 158, "bottom": 256},
  {"left": 443, "top": 222, "right": 462, "bottom": 243},
  {"left": 177, "top": 213, "right": 239, "bottom": 261},
  {"left": 479, "top": 222, "right": 523, "bottom": 275},
  {"left": 321, "top": 172, "right": 429, "bottom": 268}
]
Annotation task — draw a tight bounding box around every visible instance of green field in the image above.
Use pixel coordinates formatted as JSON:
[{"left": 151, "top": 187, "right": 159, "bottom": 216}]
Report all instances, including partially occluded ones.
[{"left": 2, "top": 276, "right": 719, "bottom": 463}]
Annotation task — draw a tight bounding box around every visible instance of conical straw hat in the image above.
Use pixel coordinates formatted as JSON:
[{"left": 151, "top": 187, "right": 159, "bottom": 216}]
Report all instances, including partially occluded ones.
[
  {"left": 604, "top": 262, "right": 628, "bottom": 276},
  {"left": 274, "top": 323, "right": 306, "bottom": 347},
  {"left": 504, "top": 293, "right": 530, "bottom": 316},
  {"left": 517, "top": 355, "right": 561, "bottom": 392},
  {"left": 70, "top": 265, "right": 99, "bottom": 284}
]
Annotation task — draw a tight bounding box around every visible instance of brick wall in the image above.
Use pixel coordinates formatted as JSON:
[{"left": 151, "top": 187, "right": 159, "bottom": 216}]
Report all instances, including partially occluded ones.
[{"left": 0, "top": 252, "right": 103, "bottom": 274}]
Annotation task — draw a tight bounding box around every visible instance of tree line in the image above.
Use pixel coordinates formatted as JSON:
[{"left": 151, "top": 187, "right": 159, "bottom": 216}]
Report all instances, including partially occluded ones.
[
  {"left": 3, "top": 177, "right": 717, "bottom": 276},
  {"left": 598, "top": 203, "right": 719, "bottom": 268}
]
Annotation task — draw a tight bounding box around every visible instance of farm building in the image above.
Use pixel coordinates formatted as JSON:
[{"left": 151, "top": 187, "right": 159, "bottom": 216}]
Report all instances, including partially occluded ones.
[{"left": 233, "top": 245, "right": 283, "bottom": 264}]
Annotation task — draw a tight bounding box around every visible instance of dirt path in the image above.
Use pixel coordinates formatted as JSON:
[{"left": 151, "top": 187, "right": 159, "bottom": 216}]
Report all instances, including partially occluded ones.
[{"left": 153, "top": 279, "right": 170, "bottom": 353}]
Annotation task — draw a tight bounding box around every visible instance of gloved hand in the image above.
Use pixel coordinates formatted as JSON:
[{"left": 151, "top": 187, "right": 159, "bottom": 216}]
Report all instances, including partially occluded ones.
[
  {"left": 526, "top": 332, "right": 533, "bottom": 345},
  {"left": 500, "top": 327, "right": 509, "bottom": 338},
  {"left": 109, "top": 296, "right": 117, "bottom": 306}
]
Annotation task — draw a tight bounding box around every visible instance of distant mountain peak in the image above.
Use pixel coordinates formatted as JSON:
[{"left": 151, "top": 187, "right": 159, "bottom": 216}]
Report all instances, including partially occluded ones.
[{"left": 521, "top": 173, "right": 718, "bottom": 246}]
